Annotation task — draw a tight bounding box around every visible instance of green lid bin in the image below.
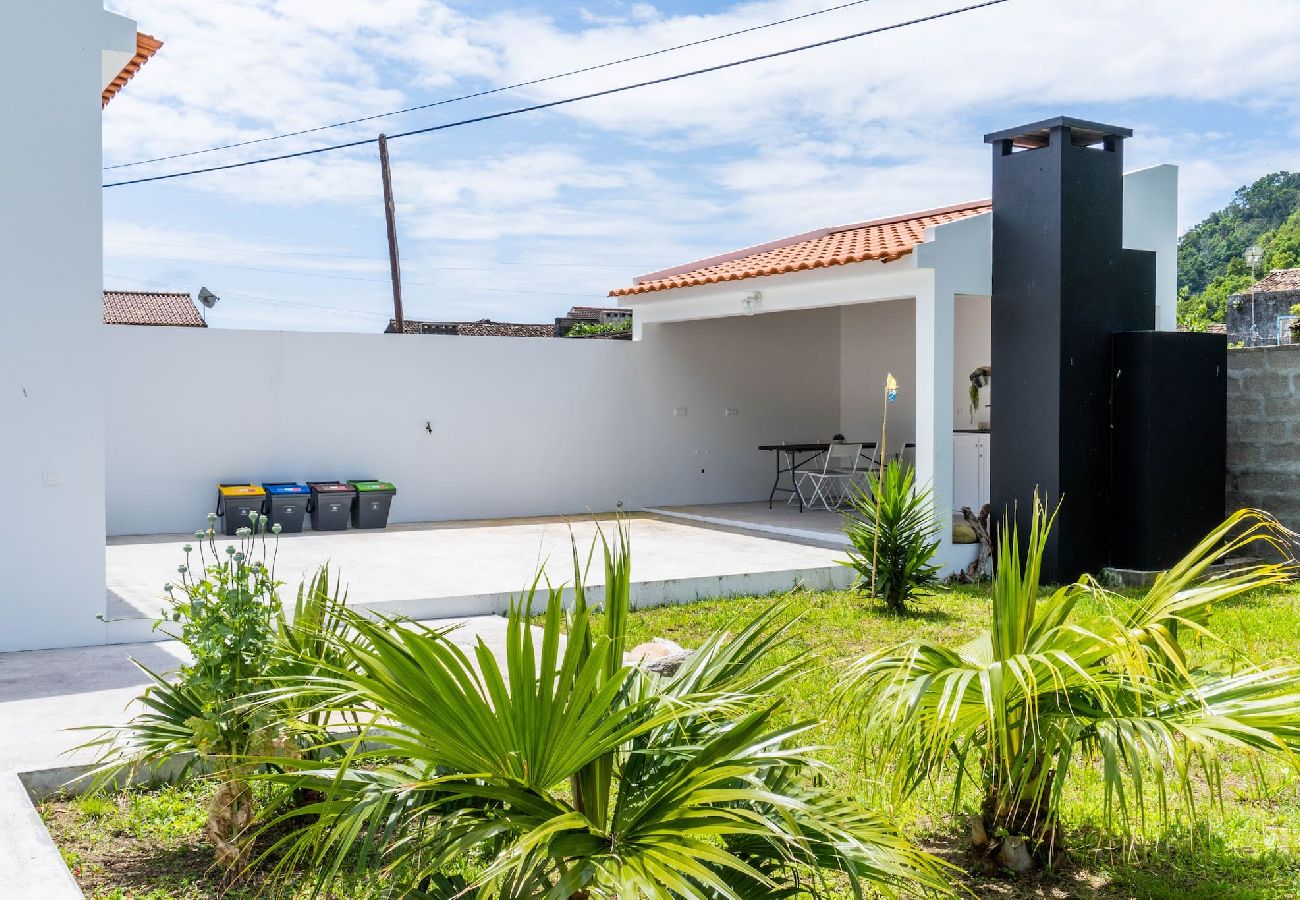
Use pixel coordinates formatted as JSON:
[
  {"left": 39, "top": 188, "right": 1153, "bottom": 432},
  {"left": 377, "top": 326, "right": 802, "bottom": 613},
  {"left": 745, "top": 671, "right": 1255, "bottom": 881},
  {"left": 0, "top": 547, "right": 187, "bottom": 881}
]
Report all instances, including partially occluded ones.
[{"left": 347, "top": 479, "right": 396, "bottom": 529}]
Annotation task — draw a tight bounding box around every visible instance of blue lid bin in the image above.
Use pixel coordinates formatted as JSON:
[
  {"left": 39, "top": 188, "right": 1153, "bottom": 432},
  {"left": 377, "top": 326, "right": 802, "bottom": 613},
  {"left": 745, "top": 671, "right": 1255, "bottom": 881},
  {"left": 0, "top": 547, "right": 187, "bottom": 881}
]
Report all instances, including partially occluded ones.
[{"left": 262, "top": 482, "right": 309, "bottom": 534}]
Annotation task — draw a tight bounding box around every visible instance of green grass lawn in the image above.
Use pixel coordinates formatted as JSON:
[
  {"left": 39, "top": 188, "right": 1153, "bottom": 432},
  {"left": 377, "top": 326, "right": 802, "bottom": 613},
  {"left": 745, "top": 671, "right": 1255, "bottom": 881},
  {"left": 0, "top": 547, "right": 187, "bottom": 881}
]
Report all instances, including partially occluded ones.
[
  {"left": 605, "top": 583, "right": 1300, "bottom": 899},
  {"left": 42, "top": 582, "right": 1300, "bottom": 899}
]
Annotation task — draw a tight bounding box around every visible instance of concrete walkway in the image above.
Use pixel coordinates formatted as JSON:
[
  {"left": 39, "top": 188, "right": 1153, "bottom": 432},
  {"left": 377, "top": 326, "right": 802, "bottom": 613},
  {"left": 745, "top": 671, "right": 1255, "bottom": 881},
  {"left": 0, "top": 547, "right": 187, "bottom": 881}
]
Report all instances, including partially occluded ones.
[
  {"left": 0, "top": 615, "right": 515, "bottom": 776},
  {"left": 106, "top": 513, "right": 848, "bottom": 643}
]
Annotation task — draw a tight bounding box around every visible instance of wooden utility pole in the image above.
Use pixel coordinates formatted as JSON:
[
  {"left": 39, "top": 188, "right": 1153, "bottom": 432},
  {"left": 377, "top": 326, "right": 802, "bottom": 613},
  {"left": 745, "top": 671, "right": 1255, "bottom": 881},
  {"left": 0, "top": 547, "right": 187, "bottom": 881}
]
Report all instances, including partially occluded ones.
[{"left": 378, "top": 134, "right": 404, "bottom": 332}]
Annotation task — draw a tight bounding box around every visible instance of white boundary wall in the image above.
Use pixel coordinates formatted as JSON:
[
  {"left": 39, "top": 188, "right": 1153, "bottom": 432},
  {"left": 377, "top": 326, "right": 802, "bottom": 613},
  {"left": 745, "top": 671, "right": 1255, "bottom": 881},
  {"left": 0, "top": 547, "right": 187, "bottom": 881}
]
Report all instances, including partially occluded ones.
[
  {"left": 105, "top": 309, "right": 842, "bottom": 536},
  {"left": 1, "top": 2, "right": 137, "bottom": 652}
]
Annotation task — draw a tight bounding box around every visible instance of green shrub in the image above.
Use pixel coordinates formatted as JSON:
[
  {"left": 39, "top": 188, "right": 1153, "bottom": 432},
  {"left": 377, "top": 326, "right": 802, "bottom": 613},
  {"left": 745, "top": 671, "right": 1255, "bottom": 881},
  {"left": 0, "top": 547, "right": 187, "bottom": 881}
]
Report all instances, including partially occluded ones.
[
  {"left": 566, "top": 317, "right": 631, "bottom": 336},
  {"left": 841, "top": 461, "right": 943, "bottom": 612}
]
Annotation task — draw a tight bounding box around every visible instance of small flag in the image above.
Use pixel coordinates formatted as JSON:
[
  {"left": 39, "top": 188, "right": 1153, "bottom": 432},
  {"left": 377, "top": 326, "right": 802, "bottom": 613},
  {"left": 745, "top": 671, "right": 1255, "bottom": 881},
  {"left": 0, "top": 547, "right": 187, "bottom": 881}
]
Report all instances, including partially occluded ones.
[{"left": 886, "top": 373, "right": 898, "bottom": 404}]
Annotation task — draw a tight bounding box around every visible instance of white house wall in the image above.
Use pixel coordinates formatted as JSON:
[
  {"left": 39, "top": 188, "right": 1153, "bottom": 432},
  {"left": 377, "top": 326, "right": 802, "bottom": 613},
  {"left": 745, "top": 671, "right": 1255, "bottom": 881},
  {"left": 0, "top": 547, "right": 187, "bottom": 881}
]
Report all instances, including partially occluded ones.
[
  {"left": 953, "top": 296, "right": 991, "bottom": 428},
  {"left": 839, "top": 300, "right": 917, "bottom": 446},
  {"left": 104, "top": 309, "right": 842, "bottom": 536},
  {"left": 1122, "top": 164, "right": 1179, "bottom": 332},
  {"left": 0, "top": 2, "right": 137, "bottom": 652}
]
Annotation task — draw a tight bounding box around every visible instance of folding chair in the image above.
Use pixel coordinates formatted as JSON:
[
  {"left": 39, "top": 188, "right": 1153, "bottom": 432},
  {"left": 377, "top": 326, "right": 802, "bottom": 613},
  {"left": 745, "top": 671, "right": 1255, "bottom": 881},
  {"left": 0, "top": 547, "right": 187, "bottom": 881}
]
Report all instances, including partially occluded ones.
[{"left": 795, "top": 442, "right": 864, "bottom": 510}]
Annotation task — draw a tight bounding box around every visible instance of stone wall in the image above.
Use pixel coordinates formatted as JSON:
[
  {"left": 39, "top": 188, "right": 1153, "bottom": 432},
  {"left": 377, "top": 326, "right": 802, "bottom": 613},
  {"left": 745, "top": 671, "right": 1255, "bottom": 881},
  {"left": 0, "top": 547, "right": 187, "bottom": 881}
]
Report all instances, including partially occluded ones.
[
  {"left": 1226, "top": 345, "right": 1300, "bottom": 531},
  {"left": 1225, "top": 288, "right": 1300, "bottom": 347}
]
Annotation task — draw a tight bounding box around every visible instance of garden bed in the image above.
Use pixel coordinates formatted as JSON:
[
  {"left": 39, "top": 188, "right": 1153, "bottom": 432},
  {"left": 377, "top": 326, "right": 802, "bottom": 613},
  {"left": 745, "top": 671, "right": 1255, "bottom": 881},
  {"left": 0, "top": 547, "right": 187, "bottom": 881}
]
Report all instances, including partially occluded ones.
[{"left": 40, "top": 583, "right": 1300, "bottom": 899}]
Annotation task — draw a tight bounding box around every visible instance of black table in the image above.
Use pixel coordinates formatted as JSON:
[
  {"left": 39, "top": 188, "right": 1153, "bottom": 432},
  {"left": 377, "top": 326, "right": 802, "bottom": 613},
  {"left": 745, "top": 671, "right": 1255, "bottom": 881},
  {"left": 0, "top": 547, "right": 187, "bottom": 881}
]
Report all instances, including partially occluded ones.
[{"left": 758, "top": 442, "right": 877, "bottom": 512}]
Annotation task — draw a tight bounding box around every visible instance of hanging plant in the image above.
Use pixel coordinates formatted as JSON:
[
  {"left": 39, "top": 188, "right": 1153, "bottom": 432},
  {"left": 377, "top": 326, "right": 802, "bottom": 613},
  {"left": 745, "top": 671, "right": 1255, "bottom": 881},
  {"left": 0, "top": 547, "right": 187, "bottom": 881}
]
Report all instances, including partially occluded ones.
[{"left": 968, "top": 366, "right": 990, "bottom": 420}]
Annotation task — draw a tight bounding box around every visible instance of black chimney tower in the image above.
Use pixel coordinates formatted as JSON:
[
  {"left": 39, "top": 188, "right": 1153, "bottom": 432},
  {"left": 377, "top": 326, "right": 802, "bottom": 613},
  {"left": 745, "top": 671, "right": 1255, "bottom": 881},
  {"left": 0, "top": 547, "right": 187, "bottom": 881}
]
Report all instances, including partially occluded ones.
[{"left": 985, "top": 117, "right": 1156, "bottom": 581}]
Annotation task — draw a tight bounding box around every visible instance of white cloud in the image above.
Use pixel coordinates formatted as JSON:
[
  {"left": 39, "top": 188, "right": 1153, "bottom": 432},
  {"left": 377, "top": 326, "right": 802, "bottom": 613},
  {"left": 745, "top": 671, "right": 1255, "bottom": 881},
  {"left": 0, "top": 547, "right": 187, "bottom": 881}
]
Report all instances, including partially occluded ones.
[{"left": 102, "top": 0, "right": 1300, "bottom": 328}]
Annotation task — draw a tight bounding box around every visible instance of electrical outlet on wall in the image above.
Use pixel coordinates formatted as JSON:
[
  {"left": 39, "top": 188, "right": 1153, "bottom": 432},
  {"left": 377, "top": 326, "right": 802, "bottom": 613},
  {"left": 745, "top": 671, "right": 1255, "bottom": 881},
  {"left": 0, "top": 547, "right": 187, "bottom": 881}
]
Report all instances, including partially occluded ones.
[
  {"left": 673, "top": 407, "right": 687, "bottom": 417},
  {"left": 724, "top": 407, "right": 739, "bottom": 417}
]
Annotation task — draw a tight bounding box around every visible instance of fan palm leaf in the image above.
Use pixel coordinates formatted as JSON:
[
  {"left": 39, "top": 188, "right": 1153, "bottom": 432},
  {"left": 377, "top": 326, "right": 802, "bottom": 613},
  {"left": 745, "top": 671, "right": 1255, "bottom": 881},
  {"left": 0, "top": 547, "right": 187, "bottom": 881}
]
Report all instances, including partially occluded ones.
[
  {"left": 841, "top": 500, "right": 1300, "bottom": 866},
  {"left": 256, "top": 523, "right": 952, "bottom": 898}
]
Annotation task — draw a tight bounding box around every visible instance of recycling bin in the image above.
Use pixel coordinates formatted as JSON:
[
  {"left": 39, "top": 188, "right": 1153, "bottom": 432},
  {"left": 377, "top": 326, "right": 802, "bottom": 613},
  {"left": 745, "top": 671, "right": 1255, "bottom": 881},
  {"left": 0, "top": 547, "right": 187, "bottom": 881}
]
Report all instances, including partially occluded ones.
[
  {"left": 262, "top": 482, "right": 309, "bottom": 534},
  {"left": 216, "top": 484, "right": 266, "bottom": 536},
  {"left": 348, "top": 479, "right": 397, "bottom": 529},
  {"left": 307, "top": 481, "right": 356, "bottom": 531}
]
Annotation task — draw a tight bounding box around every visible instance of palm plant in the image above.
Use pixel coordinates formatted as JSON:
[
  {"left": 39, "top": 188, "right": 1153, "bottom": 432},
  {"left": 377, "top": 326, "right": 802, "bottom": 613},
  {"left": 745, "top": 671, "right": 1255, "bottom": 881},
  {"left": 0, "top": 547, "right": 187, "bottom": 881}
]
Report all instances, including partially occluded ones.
[
  {"left": 841, "top": 461, "right": 943, "bottom": 612},
  {"left": 840, "top": 499, "right": 1300, "bottom": 871},
  {"left": 256, "top": 523, "right": 952, "bottom": 898}
]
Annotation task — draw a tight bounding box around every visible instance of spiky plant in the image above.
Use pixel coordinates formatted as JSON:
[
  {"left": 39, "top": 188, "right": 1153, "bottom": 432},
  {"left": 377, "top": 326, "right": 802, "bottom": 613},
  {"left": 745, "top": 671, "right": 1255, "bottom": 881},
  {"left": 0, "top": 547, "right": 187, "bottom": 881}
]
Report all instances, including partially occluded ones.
[
  {"left": 254, "top": 523, "right": 953, "bottom": 898},
  {"left": 840, "top": 500, "right": 1300, "bottom": 871},
  {"left": 841, "top": 461, "right": 943, "bottom": 612}
]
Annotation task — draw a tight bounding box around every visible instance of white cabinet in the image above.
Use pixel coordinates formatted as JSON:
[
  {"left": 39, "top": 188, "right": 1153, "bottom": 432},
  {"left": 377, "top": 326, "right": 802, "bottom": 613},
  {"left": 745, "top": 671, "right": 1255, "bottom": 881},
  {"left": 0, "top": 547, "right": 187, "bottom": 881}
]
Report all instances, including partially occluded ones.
[{"left": 952, "top": 432, "right": 990, "bottom": 513}]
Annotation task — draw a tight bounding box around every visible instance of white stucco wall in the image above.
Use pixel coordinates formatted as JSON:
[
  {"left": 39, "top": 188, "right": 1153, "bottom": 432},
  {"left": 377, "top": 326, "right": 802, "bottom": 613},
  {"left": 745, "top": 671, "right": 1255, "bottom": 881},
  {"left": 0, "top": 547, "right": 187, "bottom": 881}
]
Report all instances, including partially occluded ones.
[
  {"left": 104, "top": 310, "right": 842, "bottom": 536},
  {"left": 953, "top": 295, "right": 991, "bottom": 428},
  {"left": 0, "top": 3, "right": 136, "bottom": 652},
  {"left": 1122, "top": 164, "right": 1179, "bottom": 332},
  {"left": 839, "top": 300, "right": 917, "bottom": 447}
]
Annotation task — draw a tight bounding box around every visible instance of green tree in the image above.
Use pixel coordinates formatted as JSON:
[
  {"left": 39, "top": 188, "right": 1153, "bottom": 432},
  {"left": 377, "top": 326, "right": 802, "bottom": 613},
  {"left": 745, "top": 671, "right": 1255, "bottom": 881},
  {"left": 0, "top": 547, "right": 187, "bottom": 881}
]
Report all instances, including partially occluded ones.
[{"left": 1178, "top": 171, "right": 1300, "bottom": 297}]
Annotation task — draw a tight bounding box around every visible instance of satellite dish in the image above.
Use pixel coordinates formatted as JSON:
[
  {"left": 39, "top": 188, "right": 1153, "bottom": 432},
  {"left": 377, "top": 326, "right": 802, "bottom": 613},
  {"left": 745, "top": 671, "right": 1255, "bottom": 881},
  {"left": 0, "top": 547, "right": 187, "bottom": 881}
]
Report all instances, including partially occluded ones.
[{"left": 198, "top": 287, "right": 220, "bottom": 309}]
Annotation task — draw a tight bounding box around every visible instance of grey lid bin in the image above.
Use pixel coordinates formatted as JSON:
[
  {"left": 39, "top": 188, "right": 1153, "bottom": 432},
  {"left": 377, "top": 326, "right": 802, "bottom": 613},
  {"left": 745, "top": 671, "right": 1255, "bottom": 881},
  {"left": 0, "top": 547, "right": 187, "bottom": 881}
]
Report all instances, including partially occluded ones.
[
  {"left": 348, "top": 480, "right": 396, "bottom": 529},
  {"left": 307, "top": 482, "right": 356, "bottom": 531}
]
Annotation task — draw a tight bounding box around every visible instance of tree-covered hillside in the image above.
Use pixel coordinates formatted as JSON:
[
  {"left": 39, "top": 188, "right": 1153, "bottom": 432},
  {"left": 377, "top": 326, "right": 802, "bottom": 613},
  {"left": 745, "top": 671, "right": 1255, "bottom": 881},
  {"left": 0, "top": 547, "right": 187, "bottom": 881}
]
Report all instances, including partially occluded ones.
[{"left": 1177, "top": 172, "right": 1300, "bottom": 330}]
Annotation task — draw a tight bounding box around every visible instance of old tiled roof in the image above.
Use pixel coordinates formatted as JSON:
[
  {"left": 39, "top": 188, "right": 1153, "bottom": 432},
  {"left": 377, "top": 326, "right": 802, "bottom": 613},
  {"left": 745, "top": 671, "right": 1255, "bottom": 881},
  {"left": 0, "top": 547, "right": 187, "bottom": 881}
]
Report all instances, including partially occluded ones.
[
  {"left": 388, "top": 318, "right": 554, "bottom": 337},
  {"left": 1244, "top": 268, "right": 1300, "bottom": 294},
  {"left": 103, "top": 33, "right": 162, "bottom": 109},
  {"left": 610, "top": 200, "right": 992, "bottom": 297},
  {"left": 103, "top": 291, "right": 205, "bottom": 327},
  {"left": 567, "top": 306, "right": 628, "bottom": 319}
]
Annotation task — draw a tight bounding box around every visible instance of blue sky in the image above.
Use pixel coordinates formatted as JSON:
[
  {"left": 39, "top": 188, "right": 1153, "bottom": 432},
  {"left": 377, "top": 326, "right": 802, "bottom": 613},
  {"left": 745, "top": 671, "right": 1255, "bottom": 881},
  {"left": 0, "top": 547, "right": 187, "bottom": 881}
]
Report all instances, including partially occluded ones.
[{"left": 102, "top": 0, "right": 1300, "bottom": 332}]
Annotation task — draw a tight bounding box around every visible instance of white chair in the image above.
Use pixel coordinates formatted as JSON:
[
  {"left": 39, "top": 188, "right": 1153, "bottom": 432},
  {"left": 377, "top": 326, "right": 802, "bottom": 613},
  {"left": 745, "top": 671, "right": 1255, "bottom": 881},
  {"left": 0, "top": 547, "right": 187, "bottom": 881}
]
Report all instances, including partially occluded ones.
[{"left": 795, "top": 443, "right": 864, "bottom": 510}]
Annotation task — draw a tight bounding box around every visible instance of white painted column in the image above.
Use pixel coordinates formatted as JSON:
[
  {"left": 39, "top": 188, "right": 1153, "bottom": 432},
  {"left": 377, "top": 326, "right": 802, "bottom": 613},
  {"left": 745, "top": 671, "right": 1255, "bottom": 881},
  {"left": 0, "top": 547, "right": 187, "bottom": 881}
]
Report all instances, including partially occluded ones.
[
  {"left": 1122, "top": 165, "right": 1179, "bottom": 332},
  {"left": 0, "top": 2, "right": 136, "bottom": 651},
  {"left": 914, "top": 275, "right": 956, "bottom": 570}
]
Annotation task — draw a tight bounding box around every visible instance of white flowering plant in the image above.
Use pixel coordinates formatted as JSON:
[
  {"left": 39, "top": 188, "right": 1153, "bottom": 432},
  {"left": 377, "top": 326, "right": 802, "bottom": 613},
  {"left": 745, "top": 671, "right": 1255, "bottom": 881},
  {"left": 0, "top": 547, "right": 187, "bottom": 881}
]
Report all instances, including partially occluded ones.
[{"left": 85, "top": 509, "right": 291, "bottom": 870}]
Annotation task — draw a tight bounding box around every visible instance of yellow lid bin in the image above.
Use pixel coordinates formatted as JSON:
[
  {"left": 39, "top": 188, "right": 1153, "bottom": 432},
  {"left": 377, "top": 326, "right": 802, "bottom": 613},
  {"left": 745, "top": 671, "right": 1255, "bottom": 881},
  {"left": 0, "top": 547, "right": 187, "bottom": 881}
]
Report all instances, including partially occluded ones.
[{"left": 215, "top": 483, "right": 266, "bottom": 536}]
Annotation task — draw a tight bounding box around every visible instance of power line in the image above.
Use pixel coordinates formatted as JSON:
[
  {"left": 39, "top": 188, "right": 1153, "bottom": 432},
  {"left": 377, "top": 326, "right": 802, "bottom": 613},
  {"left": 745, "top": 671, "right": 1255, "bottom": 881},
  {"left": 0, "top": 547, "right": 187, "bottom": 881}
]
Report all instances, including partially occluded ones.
[
  {"left": 103, "top": 237, "right": 640, "bottom": 267},
  {"left": 104, "top": 0, "right": 883, "bottom": 172},
  {"left": 103, "top": 0, "right": 1012, "bottom": 189},
  {"left": 106, "top": 254, "right": 607, "bottom": 297},
  {"left": 104, "top": 272, "right": 386, "bottom": 318}
]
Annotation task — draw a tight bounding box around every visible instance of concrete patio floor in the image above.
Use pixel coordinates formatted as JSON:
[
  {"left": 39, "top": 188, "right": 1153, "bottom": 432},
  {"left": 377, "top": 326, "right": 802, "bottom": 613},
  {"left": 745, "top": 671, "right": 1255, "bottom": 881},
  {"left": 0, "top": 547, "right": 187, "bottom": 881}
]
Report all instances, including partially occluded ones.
[
  {"left": 105, "top": 512, "right": 850, "bottom": 644},
  {"left": 0, "top": 615, "right": 520, "bottom": 776}
]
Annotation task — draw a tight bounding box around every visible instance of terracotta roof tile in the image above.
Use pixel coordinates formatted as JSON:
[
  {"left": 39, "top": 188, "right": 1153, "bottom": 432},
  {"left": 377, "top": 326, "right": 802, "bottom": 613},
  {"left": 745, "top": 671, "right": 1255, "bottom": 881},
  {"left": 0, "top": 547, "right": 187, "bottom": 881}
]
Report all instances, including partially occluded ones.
[
  {"left": 1245, "top": 268, "right": 1300, "bottom": 294},
  {"left": 103, "top": 290, "right": 205, "bottom": 327},
  {"left": 610, "top": 200, "right": 991, "bottom": 298},
  {"left": 103, "top": 33, "right": 162, "bottom": 109}
]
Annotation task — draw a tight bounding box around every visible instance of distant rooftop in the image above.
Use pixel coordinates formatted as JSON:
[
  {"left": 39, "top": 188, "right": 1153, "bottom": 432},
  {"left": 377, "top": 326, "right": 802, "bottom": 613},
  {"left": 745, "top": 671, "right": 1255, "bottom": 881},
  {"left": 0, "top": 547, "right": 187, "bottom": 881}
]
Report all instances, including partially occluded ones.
[
  {"left": 103, "top": 290, "right": 205, "bottom": 327},
  {"left": 386, "top": 318, "right": 555, "bottom": 338},
  {"left": 1242, "top": 268, "right": 1300, "bottom": 294},
  {"left": 610, "top": 200, "right": 991, "bottom": 298}
]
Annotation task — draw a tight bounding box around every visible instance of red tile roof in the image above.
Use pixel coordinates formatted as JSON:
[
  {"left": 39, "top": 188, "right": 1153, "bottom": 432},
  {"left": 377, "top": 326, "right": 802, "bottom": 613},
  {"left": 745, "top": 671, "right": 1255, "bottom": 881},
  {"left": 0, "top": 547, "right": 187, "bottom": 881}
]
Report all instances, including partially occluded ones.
[
  {"left": 103, "top": 291, "right": 206, "bottom": 327},
  {"left": 103, "top": 32, "right": 162, "bottom": 109},
  {"left": 610, "top": 200, "right": 991, "bottom": 297},
  {"left": 1244, "top": 268, "right": 1300, "bottom": 294}
]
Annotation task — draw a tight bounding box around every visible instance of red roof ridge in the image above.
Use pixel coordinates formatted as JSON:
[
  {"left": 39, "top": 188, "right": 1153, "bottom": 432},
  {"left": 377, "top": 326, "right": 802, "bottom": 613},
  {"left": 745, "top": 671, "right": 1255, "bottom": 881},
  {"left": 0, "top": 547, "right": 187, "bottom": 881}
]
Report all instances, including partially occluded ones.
[
  {"left": 825, "top": 199, "right": 993, "bottom": 235},
  {"left": 612, "top": 198, "right": 991, "bottom": 298},
  {"left": 103, "top": 32, "right": 162, "bottom": 109}
]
